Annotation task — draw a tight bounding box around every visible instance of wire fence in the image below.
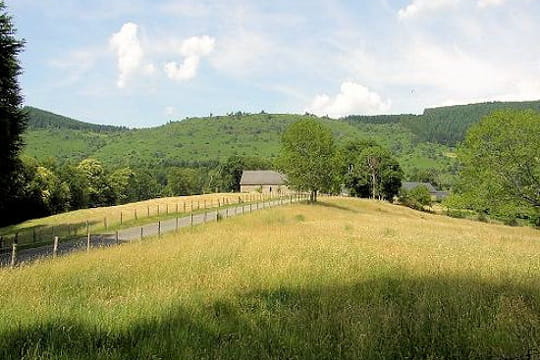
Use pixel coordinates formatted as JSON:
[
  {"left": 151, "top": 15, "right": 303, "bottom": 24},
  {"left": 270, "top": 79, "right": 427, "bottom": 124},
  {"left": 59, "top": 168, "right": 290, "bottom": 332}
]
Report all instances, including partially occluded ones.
[{"left": 0, "top": 192, "right": 311, "bottom": 267}]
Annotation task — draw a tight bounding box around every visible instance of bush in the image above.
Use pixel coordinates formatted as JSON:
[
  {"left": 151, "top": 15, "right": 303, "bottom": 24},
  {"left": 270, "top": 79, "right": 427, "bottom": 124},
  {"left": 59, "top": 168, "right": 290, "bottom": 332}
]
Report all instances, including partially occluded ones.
[{"left": 399, "top": 186, "right": 432, "bottom": 210}]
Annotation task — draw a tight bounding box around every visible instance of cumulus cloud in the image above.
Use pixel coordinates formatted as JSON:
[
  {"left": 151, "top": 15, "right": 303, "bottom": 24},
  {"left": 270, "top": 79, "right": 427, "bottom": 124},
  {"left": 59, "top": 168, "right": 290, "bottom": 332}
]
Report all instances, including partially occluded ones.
[
  {"left": 305, "top": 82, "right": 391, "bottom": 118},
  {"left": 164, "top": 35, "right": 215, "bottom": 81},
  {"left": 110, "top": 23, "right": 144, "bottom": 88}
]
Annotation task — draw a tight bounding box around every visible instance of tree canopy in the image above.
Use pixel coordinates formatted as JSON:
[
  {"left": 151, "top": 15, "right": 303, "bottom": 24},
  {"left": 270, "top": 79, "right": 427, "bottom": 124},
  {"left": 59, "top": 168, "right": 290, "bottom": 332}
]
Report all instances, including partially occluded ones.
[
  {"left": 447, "top": 110, "right": 540, "bottom": 224},
  {"left": 341, "top": 140, "right": 403, "bottom": 201},
  {"left": 278, "top": 118, "right": 337, "bottom": 202}
]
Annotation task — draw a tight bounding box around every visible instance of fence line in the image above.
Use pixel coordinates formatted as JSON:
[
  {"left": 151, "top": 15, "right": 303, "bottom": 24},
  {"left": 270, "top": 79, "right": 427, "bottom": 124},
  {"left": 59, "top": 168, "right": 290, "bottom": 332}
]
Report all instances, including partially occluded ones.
[
  {"left": 1, "top": 192, "right": 311, "bottom": 267},
  {"left": 0, "top": 192, "right": 279, "bottom": 253}
]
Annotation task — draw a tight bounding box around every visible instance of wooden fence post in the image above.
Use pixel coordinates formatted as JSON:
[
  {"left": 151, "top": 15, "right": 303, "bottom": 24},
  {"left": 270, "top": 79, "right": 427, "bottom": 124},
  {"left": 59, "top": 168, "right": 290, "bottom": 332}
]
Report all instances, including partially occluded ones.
[
  {"left": 190, "top": 213, "right": 194, "bottom": 227},
  {"left": 140, "top": 227, "right": 143, "bottom": 241},
  {"left": 135, "top": 208, "right": 138, "bottom": 220},
  {"left": 250, "top": 203, "right": 252, "bottom": 213},
  {"left": 183, "top": 202, "right": 186, "bottom": 213},
  {"left": 87, "top": 232, "right": 91, "bottom": 252},
  {"left": 10, "top": 241, "right": 17, "bottom": 268},
  {"left": 176, "top": 203, "right": 179, "bottom": 214},
  {"left": 120, "top": 211, "right": 123, "bottom": 225},
  {"left": 166, "top": 204, "right": 169, "bottom": 215},
  {"left": 158, "top": 221, "right": 161, "bottom": 238},
  {"left": 53, "top": 236, "right": 59, "bottom": 258},
  {"left": 116, "top": 231, "right": 119, "bottom": 245},
  {"left": 147, "top": 205, "right": 150, "bottom": 217},
  {"left": 226, "top": 207, "right": 229, "bottom": 218}
]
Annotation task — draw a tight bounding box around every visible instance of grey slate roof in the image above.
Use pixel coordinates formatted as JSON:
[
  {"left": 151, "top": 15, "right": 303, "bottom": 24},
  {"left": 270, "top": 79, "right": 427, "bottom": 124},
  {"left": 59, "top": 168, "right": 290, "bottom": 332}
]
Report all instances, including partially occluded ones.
[
  {"left": 401, "top": 182, "right": 437, "bottom": 193},
  {"left": 240, "top": 170, "right": 286, "bottom": 185}
]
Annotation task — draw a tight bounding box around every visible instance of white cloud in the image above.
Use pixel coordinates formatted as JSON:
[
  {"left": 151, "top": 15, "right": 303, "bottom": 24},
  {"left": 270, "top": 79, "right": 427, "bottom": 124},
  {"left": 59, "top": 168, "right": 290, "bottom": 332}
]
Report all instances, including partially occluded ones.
[
  {"left": 398, "top": 0, "right": 507, "bottom": 19},
  {"left": 305, "top": 82, "right": 391, "bottom": 118},
  {"left": 477, "top": 0, "right": 506, "bottom": 7},
  {"left": 398, "top": 0, "right": 460, "bottom": 19},
  {"left": 164, "top": 35, "right": 215, "bottom": 81},
  {"left": 110, "top": 23, "right": 144, "bottom": 88}
]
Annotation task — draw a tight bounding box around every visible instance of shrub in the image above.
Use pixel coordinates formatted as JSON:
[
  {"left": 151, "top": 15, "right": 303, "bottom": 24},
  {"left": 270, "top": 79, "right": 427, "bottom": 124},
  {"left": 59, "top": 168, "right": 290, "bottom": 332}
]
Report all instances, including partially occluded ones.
[{"left": 400, "top": 186, "right": 432, "bottom": 210}]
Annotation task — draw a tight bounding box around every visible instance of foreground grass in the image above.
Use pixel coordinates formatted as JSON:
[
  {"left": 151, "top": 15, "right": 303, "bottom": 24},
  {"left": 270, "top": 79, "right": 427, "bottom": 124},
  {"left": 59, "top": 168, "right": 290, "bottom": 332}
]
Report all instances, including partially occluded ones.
[{"left": 0, "top": 198, "right": 539, "bottom": 359}]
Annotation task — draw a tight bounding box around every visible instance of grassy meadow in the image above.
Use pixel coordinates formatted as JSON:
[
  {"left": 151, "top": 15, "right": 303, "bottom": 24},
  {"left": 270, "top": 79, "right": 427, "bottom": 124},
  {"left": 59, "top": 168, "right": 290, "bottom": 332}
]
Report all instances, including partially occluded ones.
[{"left": 0, "top": 198, "right": 539, "bottom": 359}]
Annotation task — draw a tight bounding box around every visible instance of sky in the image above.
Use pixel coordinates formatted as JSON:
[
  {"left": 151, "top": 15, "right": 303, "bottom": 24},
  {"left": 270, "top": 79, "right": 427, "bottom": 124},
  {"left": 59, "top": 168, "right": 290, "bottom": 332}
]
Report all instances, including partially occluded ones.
[{"left": 6, "top": 0, "right": 540, "bottom": 127}]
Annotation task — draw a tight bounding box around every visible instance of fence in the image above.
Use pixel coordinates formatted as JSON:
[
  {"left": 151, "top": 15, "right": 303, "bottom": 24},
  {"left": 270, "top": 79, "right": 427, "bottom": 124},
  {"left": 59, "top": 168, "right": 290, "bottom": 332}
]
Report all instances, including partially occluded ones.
[{"left": 0, "top": 192, "right": 310, "bottom": 267}]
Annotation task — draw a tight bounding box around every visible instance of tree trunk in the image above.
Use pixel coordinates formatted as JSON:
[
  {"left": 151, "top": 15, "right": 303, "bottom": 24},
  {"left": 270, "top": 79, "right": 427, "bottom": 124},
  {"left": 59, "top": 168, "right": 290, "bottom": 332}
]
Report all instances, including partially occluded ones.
[{"left": 371, "top": 171, "right": 377, "bottom": 199}]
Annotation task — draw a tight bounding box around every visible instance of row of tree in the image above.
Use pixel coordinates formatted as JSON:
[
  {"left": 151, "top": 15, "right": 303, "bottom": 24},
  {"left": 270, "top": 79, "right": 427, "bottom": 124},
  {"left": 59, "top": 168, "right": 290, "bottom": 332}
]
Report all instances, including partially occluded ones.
[
  {"left": 1, "top": 155, "right": 275, "bottom": 225},
  {"left": 278, "top": 118, "right": 404, "bottom": 202}
]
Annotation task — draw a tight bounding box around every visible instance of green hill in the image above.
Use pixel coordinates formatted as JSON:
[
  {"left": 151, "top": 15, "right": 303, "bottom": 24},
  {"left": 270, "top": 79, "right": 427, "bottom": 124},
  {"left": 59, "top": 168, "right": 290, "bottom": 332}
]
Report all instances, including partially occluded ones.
[
  {"left": 20, "top": 99, "right": 540, "bottom": 175},
  {"left": 21, "top": 111, "right": 453, "bottom": 173}
]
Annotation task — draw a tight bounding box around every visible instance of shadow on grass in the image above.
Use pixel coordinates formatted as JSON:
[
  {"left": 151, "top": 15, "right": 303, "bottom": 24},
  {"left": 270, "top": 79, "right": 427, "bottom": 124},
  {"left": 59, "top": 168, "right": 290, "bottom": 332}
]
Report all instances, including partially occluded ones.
[
  {"left": 313, "top": 201, "right": 359, "bottom": 213},
  {"left": 1, "top": 274, "right": 539, "bottom": 360}
]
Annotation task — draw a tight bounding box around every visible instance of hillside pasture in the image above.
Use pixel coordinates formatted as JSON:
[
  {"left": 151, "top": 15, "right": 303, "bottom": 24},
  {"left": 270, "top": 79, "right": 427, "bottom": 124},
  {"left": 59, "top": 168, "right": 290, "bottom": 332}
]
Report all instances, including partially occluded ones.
[
  {"left": 0, "top": 193, "right": 261, "bottom": 247},
  {"left": 0, "top": 198, "right": 539, "bottom": 359}
]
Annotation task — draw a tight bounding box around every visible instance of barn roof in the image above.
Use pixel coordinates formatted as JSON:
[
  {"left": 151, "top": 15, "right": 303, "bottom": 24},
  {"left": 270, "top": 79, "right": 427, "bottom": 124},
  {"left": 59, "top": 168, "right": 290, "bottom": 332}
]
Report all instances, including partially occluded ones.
[
  {"left": 401, "top": 182, "right": 437, "bottom": 193},
  {"left": 240, "top": 170, "right": 286, "bottom": 185}
]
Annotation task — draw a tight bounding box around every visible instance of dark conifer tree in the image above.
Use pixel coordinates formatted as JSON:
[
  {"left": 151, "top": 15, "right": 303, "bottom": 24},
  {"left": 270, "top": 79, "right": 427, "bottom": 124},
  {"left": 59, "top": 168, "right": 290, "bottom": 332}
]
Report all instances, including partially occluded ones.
[{"left": 0, "top": 1, "right": 27, "bottom": 224}]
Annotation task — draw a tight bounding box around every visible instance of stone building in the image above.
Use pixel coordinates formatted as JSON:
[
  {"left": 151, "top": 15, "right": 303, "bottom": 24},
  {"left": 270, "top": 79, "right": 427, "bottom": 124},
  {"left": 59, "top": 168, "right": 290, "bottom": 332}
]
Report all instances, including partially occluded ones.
[{"left": 239, "top": 170, "right": 288, "bottom": 194}]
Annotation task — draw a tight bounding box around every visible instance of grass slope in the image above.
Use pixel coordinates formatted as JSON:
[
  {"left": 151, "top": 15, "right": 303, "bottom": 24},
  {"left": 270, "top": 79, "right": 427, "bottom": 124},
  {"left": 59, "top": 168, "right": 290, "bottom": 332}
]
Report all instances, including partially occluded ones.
[{"left": 1, "top": 198, "right": 539, "bottom": 359}]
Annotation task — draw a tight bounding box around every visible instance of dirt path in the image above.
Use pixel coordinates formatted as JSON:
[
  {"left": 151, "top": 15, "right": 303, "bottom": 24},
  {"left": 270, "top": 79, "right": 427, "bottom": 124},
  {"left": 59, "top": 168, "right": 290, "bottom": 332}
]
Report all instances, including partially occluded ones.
[{"left": 0, "top": 197, "right": 295, "bottom": 267}]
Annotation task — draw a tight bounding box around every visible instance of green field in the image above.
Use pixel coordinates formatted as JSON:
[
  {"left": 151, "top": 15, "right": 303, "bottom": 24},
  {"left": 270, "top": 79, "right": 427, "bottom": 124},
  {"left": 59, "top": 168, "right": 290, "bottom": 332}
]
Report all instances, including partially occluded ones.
[{"left": 1, "top": 198, "right": 539, "bottom": 359}]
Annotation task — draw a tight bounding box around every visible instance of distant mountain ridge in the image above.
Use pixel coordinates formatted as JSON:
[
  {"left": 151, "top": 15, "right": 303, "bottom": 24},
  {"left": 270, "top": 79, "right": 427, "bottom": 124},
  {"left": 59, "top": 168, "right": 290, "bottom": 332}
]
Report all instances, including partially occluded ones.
[{"left": 25, "top": 106, "right": 128, "bottom": 133}]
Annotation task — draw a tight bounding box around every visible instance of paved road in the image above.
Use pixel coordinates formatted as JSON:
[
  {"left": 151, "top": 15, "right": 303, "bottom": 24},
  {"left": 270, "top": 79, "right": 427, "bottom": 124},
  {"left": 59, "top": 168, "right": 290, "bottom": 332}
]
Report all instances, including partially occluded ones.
[{"left": 0, "top": 197, "right": 298, "bottom": 267}]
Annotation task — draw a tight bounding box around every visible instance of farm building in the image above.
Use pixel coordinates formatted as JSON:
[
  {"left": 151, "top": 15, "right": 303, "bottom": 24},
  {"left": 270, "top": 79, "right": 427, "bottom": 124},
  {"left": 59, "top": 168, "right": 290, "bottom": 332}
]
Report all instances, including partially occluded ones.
[
  {"left": 240, "top": 170, "right": 289, "bottom": 194},
  {"left": 401, "top": 182, "right": 449, "bottom": 201}
]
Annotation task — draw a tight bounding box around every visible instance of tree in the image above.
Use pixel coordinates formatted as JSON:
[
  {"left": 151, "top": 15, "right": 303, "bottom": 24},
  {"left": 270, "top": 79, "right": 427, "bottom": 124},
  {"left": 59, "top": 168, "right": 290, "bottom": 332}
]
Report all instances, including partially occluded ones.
[
  {"left": 447, "top": 110, "right": 540, "bottom": 224},
  {"left": 108, "top": 168, "right": 136, "bottom": 205},
  {"left": 166, "top": 168, "right": 201, "bottom": 196},
  {"left": 342, "top": 141, "right": 403, "bottom": 201},
  {"left": 400, "top": 185, "right": 432, "bottom": 210},
  {"left": 277, "top": 118, "right": 337, "bottom": 202},
  {"left": 28, "top": 166, "right": 71, "bottom": 213},
  {"left": 0, "top": 1, "right": 27, "bottom": 224},
  {"left": 77, "top": 158, "right": 114, "bottom": 207}
]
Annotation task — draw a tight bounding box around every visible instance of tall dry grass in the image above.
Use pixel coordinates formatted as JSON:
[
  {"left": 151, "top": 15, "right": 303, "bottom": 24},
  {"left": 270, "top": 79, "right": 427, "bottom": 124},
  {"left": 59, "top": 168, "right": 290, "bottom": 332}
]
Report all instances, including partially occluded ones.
[{"left": 0, "top": 198, "right": 538, "bottom": 359}]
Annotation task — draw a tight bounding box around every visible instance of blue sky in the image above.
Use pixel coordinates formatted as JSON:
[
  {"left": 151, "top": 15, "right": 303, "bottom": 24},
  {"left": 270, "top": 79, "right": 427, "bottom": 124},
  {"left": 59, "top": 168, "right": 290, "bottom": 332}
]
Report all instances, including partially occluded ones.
[{"left": 7, "top": 0, "right": 540, "bottom": 127}]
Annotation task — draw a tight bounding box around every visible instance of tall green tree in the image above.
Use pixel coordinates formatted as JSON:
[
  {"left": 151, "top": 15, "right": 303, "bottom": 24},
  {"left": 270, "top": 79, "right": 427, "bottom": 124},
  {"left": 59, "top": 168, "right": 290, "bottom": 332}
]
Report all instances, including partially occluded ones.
[
  {"left": 277, "top": 118, "right": 337, "bottom": 202},
  {"left": 447, "top": 110, "right": 540, "bottom": 224},
  {"left": 342, "top": 140, "right": 403, "bottom": 201},
  {"left": 0, "top": 1, "right": 27, "bottom": 224}
]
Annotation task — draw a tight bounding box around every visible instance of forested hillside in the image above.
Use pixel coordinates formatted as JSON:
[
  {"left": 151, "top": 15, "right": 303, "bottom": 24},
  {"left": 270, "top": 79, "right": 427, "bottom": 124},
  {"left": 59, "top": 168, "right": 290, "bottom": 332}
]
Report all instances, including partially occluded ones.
[
  {"left": 22, "top": 111, "right": 454, "bottom": 175},
  {"left": 20, "top": 99, "right": 540, "bottom": 184},
  {"left": 344, "top": 100, "right": 540, "bottom": 145}
]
